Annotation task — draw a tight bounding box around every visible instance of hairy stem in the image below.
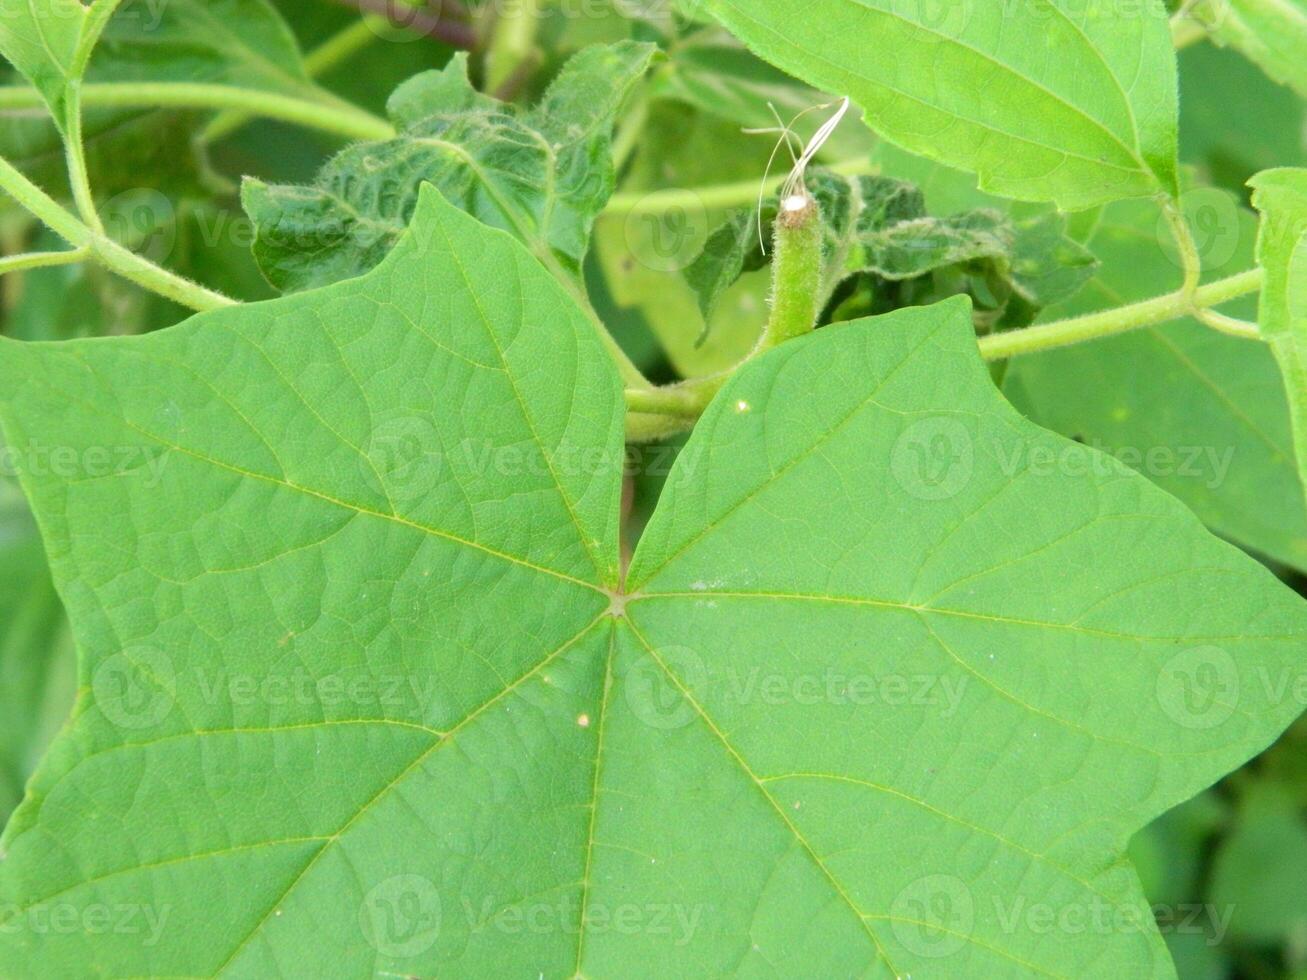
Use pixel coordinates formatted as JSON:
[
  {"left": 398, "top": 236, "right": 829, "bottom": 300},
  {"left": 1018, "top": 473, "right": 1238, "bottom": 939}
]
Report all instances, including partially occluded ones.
[
  {"left": 327, "top": 0, "right": 475, "bottom": 48},
  {"left": 1162, "top": 196, "right": 1203, "bottom": 297},
  {"left": 0, "top": 246, "right": 90, "bottom": 276},
  {"left": 978, "top": 268, "right": 1263, "bottom": 360},
  {"left": 0, "top": 155, "right": 235, "bottom": 311},
  {"left": 605, "top": 157, "right": 875, "bottom": 216},
  {"left": 762, "top": 196, "right": 823, "bottom": 349},
  {"left": 486, "top": 0, "right": 543, "bottom": 97},
  {"left": 0, "top": 83, "right": 395, "bottom": 142},
  {"left": 624, "top": 268, "right": 1267, "bottom": 429},
  {"left": 202, "top": 18, "right": 387, "bottom": 143}
]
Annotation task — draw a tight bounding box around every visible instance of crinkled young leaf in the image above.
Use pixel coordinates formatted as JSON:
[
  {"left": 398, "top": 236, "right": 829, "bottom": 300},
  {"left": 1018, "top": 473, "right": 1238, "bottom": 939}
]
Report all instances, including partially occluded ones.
[
  {"left": 1, "top": 187, "right": 1305, "bottom": 975},
  {"left": 695, "top": 0, "right": 1180, "bottom": 209},
  {"left": 1251, "top": 168, "right": 1307, "bottom": 500},
  {"left": 681, "top": 207, "right": 769, "bottom": 329},
  {"left": 1185, "top": 0, "right": 1307, "bottom": 98},
  {"left": 242, "top": 43, "right": 657, "bottom": 293},
  {"left": 1007, "top": 192, "right": 1307, "bottom": 571},
  {"left": 686, "top": 171, "right": 1095, "bottom": 342}
]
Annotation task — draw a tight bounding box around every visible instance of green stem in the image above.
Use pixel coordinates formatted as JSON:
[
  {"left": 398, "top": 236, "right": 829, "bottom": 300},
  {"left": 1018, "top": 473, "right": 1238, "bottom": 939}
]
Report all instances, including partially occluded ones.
[
  {"left": 605, "top": 156, "right": 875, "bottom": 216},
  {"left": 978, "top": 268, "right": 1263, "bottom": 360},
  {"left": 1170, "top": 1, "right": 1210, "bottom": 49},
  {"left": 0, "top": 246, "right": 90, "bottom": 276},
  {"left": 63, "top": 84, "right": 105, "bottom": 236},
  {"left": 1162, "top": 196, "right": 1203, "bottom": 297},
  {"left": 625, "top": 268, "right": 1267, "bottom": 427},
  {"left": 1192, "top": 308, "right": 1262, "bottom": 339},
  {"left": 0, "top": 155, "right": 235, "bottom": 311},
  {"left": 485, "top": 0, "right": 543, "bottom": 97},
  {"left": 1171, "top": 17, "right": 1207, "bottom": 49},
  {"left": 0, "top": 82, "right": 394, "bottom": 142},
  {"left": 622, "top": 196, "right": 826, "bottom": 435},
  {"left": 201, "top": 17, "right": 385, "bottom": 144},
  {"left": 303, "top": 16, "right": 386, "bottom": 75}
]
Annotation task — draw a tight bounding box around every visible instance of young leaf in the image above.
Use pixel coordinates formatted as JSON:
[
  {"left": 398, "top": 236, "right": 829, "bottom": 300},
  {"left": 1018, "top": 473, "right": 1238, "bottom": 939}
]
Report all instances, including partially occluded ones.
[
  {"left": 243, "top": 43, "right": 658, "bottom": 292},
  {"left": 681, "top": 207, "right": 768, "bottom": 328},
  {"left": 1, "top": 189, "right": 1304, "bottom": 976},
  {"left": 685, "top": 171, "right": 1096, "bottom": 342},
  {"left": 693, "top": 0, "right": 1181, "bottom": 209},
  {"left": 0, "top": 0, "right": 119, "bottom": 128},
  {"left": 1250, "top": 168, "right": 1307, "bottom": 500},
  {"left": 1187, "top": 0, "right": 1307, "bottom": 98},
  {"left": 1007, "top": 192, "right": 1307, "bottom": 571}
]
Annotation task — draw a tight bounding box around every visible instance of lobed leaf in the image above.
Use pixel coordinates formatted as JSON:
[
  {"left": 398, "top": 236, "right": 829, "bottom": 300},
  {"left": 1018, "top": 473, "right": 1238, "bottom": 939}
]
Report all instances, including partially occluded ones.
[
  {"left": 0, "top": 187, "right": 1303, "bottom": 976},
  {"left": 693, "top": 0, "right": 1181, "bottom": 209}
]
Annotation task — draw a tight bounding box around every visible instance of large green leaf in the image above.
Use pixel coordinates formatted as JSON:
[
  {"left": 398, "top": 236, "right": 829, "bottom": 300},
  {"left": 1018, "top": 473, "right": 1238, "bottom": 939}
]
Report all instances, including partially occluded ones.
[
  {"left": 1251, "top": 167, "right": 1307, "bottom": 501},
  {"left": 1006, "top": 193, "right": 1307, "bottom": 571},
  {"left": 1, "top": 188, "right": 1305, "bottom": 976},
  {"left": 242, "top": 43, "right": 657, "bottom": 293},
  {"left": 1186, "top": 0, "right": 1307, "bottom": 98},
  {"left": 693, "top": 0, "right": 1181, "bottom": 209}
]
